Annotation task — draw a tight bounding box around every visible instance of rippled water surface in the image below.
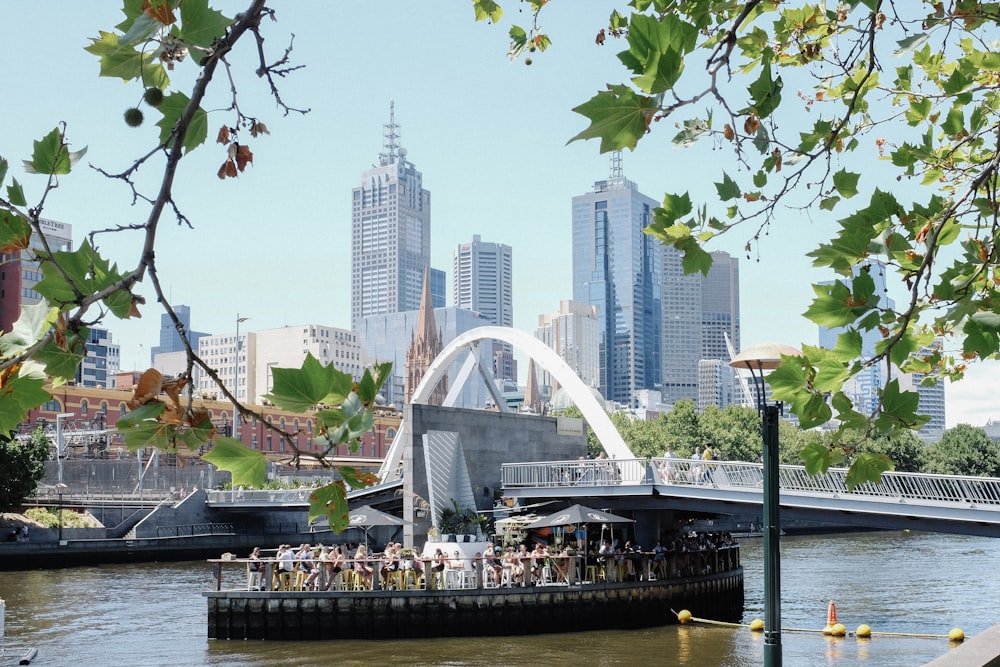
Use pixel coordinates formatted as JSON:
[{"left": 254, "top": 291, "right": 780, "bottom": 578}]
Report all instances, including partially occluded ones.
[{"left": 0, "top": 531, "right": 996, "bottom": 666}]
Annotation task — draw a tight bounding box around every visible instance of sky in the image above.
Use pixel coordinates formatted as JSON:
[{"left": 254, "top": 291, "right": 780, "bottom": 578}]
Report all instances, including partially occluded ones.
[{"left": 2, "top": 2, "right": 997, "bottom": 429}]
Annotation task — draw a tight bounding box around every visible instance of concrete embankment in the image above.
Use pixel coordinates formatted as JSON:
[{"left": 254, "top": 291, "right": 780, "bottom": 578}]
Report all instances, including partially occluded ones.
[{"left": 923, "top": 622, "right": 1000, "bottom": 667}]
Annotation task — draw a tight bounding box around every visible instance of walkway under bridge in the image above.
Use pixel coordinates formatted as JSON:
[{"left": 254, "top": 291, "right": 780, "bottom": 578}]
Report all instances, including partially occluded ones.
[{"left": 500, "top": 458, "right": 1000, "bottom": 538}]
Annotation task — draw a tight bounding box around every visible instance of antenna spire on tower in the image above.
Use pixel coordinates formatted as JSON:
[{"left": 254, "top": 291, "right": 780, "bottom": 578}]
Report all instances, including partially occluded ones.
[
  {"left": 609, "top": 150, "right": 623, "bottom": 179},
  {"left": 380, "top": 100, "right": 401, "bottom": 166}
]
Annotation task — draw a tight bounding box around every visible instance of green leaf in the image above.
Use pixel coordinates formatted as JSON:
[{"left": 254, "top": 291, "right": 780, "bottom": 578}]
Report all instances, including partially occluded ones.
[
  {"left": 0, "top": 301, "right": 58, "bottom": 357},
  {"left": 744, "top": 49, "right": 783, "bottom": 119},
  {"left": 832, "top": 169, "right": 860, "bottom": 199},
  {"left": 34, "top": 241, "right": 129, "bottom": 309},
  {"left": 33, "top": 332, "right": 88, "bottom": 381},
  {"left": 266, "top": 354, "right": 335, "bottom": 412},
  {"left": 156, "top": 92, "right": 209, "bottom": 154},
  {"left": 178, "top": 0, "right": 232, "bottom": 48},
  {"left": 893, "top": 33, "right": 930, "bottom": 56},
  {"left": 308, "top": 481, "right": 349, "bottom": 530},
  {"left": 676, "top": 237, "right": 713, "bottom": 276},
  {"left": 85, "top": 31, "right": 146, "bottom": 81},
  {"left": 714, "top": 172, "right": 741, "bottom": 201},
  {"left": 801, "top": 442, "right": 840, "bottom": 475},
  {"left": 471, "top": 0, "right": 503, "bottom": 23},
  {"left": 569, "top": 85, "right": 657, "bottom": 152},
  {"left": 202, "top": 437, "right": 266, "bottom": 488},
  {"left": 22, "top": 128, "right": 88, "bottom": 176},
  {"left": 0, "top": 157, "right": 7, "bottom": 187},
  {"left": 845, "top": 453, "right": 894, "bottom": 491},
  {"left": 6, "top": 178, "right": 26, "bottom": 207},
  {"left": 0, "top": 369, "right": 50, "bottom": 435}
]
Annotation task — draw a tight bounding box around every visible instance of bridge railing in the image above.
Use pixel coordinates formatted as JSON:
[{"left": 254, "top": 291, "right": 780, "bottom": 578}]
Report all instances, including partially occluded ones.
[
  {"left": 206, "top": 489, "right": 314, "bottom": 504},
  {"left": 504, "top": 458, "right": 1000, "bottom": 509},
  {"left": 502, "top": 458, "right": 650, "bottom": 487}
]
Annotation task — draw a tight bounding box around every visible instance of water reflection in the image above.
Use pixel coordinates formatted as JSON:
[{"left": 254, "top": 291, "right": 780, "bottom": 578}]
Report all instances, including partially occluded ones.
[{"left": 0, "top": 531, "right": 996, "bottom": 667}]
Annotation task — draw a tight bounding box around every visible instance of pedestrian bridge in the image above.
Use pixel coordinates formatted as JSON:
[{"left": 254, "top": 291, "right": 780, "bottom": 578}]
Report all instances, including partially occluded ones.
[{"left": 500, "top": 458, "right": 1000, "bottom": 538}]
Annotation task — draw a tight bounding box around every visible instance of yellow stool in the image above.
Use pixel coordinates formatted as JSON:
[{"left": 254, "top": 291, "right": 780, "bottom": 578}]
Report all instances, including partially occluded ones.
[
  {"left": 293, "top": 570, "right": 307, "bottom": 591},
  {"left": 386, "top": 570, "right": 405, "bottom": 590},
  {"left": 585, "top": 565, "right": 598, "bottom": 583}
]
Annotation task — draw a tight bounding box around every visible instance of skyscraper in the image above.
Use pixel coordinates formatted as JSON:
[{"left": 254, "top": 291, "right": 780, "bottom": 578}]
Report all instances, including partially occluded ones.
[
  {"left": 351, "top": 102, "right": 431, "bottom": 330},
  {"left": 454, "top": 234, "right": 515, "bottom": 381},
  {"left": 817, "top": 260, "right": 894, "bottom": 417},
  {"left": 572, "top": 158, "right": 661, "bottom": 405},
  {"left": 535, "top": 300, "right": 600, "bottom": 396},
  {"left": 662, "top": 249, "right": 740, "bottom": 407}
]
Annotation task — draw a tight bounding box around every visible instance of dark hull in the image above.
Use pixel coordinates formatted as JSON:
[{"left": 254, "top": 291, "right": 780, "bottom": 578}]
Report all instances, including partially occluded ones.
[{"left": 205, "top": 569, "right": 743, "bottom": 640}]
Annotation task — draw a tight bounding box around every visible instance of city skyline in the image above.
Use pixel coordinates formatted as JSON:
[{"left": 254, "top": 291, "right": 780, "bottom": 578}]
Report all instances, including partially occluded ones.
[{"left": 2, "top": 4, "right": 996, "bottom": 428}]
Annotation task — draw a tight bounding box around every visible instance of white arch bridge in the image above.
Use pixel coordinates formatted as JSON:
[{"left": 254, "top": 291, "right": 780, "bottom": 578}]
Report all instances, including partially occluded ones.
[{"left": 501, "top": 457, "right": 1000, "bottom": 538}]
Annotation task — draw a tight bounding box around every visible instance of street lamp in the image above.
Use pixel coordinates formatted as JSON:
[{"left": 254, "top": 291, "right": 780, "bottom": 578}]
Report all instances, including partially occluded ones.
[
  {"left": 730, "top": 343, "right": 801, "bottom": 667},
  {"left": 233, "top": 315, "right": 249, "bottom": 441},
  {"left": 55, "top": 412, "right": 74, "bottom": 485},
  {"left": 55, "top": 482, "right": 68, "bottom": 545}
]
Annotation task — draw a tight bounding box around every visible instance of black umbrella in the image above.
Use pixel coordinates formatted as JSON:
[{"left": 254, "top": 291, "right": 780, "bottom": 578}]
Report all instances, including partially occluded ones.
[
  {"left": 524, "top": 504, "right": 633, "bottom": 529},
  {"left": 525, "top": 504, "right": 634, "bottom": 582}
]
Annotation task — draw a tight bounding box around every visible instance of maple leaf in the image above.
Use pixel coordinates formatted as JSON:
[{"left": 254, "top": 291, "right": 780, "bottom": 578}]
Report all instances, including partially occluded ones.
[
  {"left": 234, "top": 144, "right": 253, "bottom": 171},
  {"left": 142, "top": 0, "right": 176, "bottom": 25},
  {"left": 249, "top": 121, "right": 269, "bottom": 137},
  {"left": 216, "top": 126, "right": 230, "bottom": 144},
  {"left": 132, "top": 368, "right": 163, "bottom": 405}
]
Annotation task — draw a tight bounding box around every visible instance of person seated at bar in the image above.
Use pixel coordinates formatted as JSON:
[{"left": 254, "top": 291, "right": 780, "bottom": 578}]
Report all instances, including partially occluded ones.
[
  {"left": 295, "top": 543, "right": 320, "bottom": 590},
  {"left": 483, "top": 543, "right": 503, "bottom": 586},
  {"left": 353, "top": 544, "right": 374, "bottom": 590},
  {"left": 530, "top": 543, "right": 548, "bottom": 584},
  {"left": 379, "top": 543, "right": 400, "bottom": 588},
  {"left": 429, "top": 547, "right": 446, "bottom": 589},
  {"left": 275, "top": 543, "right": 296, "bottom": 590},
  {"left": 501, "top": 546, "right": 519, "bottom": 587}
]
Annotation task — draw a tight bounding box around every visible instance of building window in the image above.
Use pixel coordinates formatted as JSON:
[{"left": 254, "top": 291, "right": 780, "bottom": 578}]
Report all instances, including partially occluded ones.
[
  {"left": 80, "top": 400, "right": 88, "bottom": 416},
  {"left": 43, "top": 399, "right": 62, "bottom": 412}
]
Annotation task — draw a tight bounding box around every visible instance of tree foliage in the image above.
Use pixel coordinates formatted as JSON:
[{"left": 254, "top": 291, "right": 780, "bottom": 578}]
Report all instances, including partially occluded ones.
[
  {"left": 923, "top": 423, "right": 1000, "bottom": 476},
  {"left": 0, "top": 1, "right": 386, "bottom": 532},
  {"left": 477, "top": 0, "right": 1000, "bottom": 487},
  {"left": 0, "top": 426, "right": 50, "bottom": 509}
]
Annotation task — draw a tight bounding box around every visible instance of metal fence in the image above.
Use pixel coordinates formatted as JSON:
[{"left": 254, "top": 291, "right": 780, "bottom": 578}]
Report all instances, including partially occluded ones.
[{"left": 503, "top": 458, "right": 1000, "bottom": 510}]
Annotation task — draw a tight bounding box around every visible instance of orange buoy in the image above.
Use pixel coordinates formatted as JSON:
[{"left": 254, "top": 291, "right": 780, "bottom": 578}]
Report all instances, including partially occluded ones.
[{"left": 822, "top": 601, "right": 839, "bottom": 635}]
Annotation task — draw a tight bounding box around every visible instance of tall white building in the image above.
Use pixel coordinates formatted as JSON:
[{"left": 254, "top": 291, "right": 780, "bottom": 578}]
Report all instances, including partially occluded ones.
[
  {"left": 454, "top": 234, "right": 515, "bottom": 381},
  {"left": 535, "top": 300, "right": 600, "bottom": 396},
  {"left": 195, "top": 324, "right": 363, "bottom": 406},
  {"left": 351, "top": 102, "right": 431, "bottom": 330}
]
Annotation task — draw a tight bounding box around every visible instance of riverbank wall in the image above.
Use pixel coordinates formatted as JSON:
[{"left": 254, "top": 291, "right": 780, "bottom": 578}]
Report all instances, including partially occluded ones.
[{"left": 205, "top": 571, "right": 744, "bottom": 640}]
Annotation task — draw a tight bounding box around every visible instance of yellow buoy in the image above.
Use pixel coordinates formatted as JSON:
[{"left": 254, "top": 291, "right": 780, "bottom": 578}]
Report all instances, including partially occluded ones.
[
  {"left": 949, "top": 628, "right": 965, "bottom": 642},
  {"left": 750, "top": 618, "right": 765, "bottom": 632},
  {"left": 677, "top": 609, "right": 692, "bottom": 624},
  {"left": 856, "top": 624, "right": 872, "bottom": 638},
  {"left": 831, "top": 623, "right": 847, "bottom": 637}
]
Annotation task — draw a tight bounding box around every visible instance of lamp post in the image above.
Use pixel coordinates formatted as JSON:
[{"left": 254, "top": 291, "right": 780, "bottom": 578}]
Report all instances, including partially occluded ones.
[
  {"left": 730, "top": 343, "right": 801, "bottom": 667},
  {"left": 55, "top": 482, "right": 68, "bottom": 545},
  {"left": 54, "top": 412, "right": 74, "bottom": 485},
  {"left": 233, "top": 315, "right": 249, "bottom": 441}
]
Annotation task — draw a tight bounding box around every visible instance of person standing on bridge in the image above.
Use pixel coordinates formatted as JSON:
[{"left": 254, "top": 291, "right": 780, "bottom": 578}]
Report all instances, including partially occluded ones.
[
  {"left": 701, "top": 443, "right": 715, "bottom": 485},
  {"left": 691, "top": 447, "right": 703, "bottom": 485},
  {"left": 661, "top": 446, "right": 678, "bottom": 483}
]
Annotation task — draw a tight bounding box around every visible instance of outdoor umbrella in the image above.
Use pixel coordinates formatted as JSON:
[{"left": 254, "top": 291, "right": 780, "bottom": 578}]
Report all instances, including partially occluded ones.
[
  {"left": 348, "top": 505, "right": 407, "bottom": 550},
  {"left": 525, "top": 504, "right": 634, "bottom": 580}
]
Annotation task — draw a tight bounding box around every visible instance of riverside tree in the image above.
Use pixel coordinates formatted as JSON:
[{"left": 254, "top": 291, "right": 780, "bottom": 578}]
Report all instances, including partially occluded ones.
[
  {"left": 0, "top": 1, "right": 387, "bottom": 530},
  {"left": 476, "top": 1, "right": 1000, "bottom": 487}
]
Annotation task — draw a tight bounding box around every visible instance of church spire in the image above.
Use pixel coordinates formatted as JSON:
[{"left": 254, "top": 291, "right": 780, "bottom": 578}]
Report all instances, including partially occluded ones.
[{"left": 404, "top": 266, "right": 448, "bottom": 405}]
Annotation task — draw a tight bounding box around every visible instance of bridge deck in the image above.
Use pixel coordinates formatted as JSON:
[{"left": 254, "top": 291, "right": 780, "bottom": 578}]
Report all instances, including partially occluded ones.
[{"left": 501, "top": 459, "right": 1000, "bottom": 537}]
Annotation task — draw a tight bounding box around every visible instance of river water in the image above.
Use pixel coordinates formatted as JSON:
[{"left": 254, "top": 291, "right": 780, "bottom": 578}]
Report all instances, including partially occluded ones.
[{"left": 0, "top": 531, "right": 996, "bottom": 666}]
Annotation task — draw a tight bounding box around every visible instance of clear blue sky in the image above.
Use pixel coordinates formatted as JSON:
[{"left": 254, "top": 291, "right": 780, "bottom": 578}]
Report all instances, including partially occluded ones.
[{"left": 2, "top": 3, "right": 994, "bottom": 427}]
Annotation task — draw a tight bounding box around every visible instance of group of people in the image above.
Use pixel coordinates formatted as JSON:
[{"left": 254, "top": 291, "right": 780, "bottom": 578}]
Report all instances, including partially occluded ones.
[
  {"left": 586, "top": 529, "right": 738, "bottom": 581},
  {"left": 658, "top": 443, "right": 718, "bottom": 485},
  {"left": 248, "top": 543, "right": 348, "bottom": 591}
]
